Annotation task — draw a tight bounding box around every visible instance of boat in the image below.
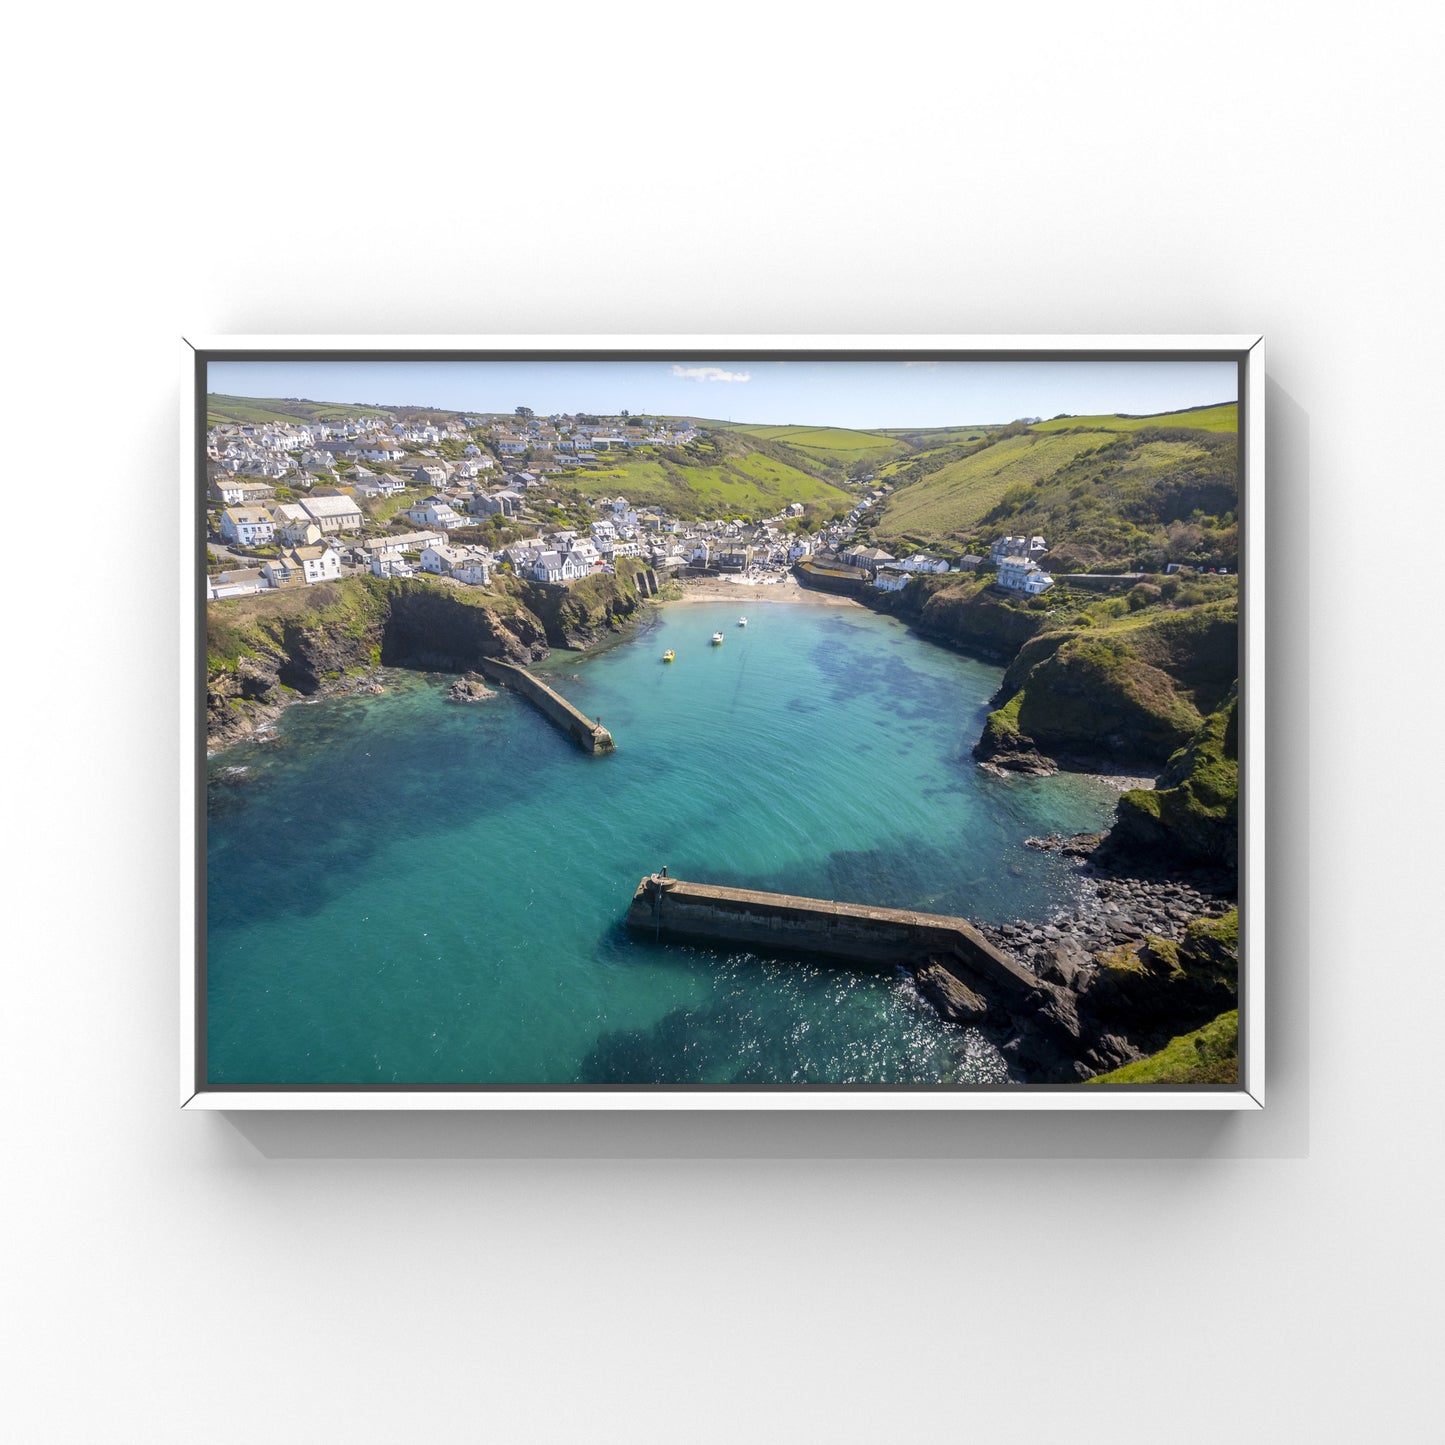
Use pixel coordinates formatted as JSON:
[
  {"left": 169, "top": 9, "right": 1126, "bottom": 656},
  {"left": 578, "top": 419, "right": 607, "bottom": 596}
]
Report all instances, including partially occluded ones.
[
  {"left": 711, "top": 632, "right": 724, "bottom": 645},
  {"left": 662, "top": 649, "right": 675, "bottom": 663},
  {"left": 738, "top": 617, "right": 748, "bottom": 627}
]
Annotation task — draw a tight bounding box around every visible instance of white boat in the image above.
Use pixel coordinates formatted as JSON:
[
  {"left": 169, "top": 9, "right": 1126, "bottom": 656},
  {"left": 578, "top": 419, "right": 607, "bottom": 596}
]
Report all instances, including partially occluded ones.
[
  {"left": 738, "top": 617, "right": 748, "bottom": 627},
  {"left": 711, "top": 631, "right": 724, "bottom": 645}
]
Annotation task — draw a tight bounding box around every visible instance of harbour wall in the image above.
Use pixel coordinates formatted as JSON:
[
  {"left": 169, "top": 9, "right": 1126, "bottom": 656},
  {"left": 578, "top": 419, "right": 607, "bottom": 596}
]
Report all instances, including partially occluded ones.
[
  {"left": 793, "top": 560, "right": 868, "bottom": 596},
  {"left": 624, "top": 874, "right": 1042, "bottom": 1009},
  {"left": 477, "top": 659, "right": 615, "bottom": 753}
]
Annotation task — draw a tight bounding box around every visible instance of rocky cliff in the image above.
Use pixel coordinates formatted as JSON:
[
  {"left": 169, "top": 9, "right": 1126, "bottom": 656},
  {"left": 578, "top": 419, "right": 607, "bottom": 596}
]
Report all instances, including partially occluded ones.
[
  {"left": 1104, "top": 688, "right": 1239, "bottom": 870},
  {"left": 205, "top": 575, "right": 626, "bottom": 750},
  {"left": 973, "top": 603, "right": 1237, "bottom": 775}
]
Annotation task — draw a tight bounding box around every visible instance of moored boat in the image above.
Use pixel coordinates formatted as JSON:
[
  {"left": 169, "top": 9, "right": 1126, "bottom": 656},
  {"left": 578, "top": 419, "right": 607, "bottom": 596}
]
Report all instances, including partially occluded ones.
[
  {"left": 662, "top": 649, "right": 675, "bottom": 663},
  {"left": 738, "top": 617, "right": 748, "bottom": 627},
  {"left": 711, "top": 631, "right": 724, "bottom": 645}
]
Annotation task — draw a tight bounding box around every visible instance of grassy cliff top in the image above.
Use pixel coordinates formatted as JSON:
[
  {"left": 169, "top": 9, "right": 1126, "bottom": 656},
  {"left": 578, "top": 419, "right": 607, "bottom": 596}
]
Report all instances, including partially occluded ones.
[{"left": 1086, "top": 1009, "right": 1238, "bottom": 1086}]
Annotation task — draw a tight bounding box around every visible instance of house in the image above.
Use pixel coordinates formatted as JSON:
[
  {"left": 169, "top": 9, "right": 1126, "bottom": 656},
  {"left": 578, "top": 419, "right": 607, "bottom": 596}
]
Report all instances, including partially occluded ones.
[
  {"left": 353, "top": 441, "right": 405, "bottom": 463},
  {"left": 407, "top": 462, "right": 449, "bottom": 490},
  {"left": 419, "top": 543, "right": 462, "bottom": 575},
  {"left": 472, "top": 488, "right": 522, "bottom": 517},
  {"left": 350, "top": 469, "right": 406, "bottom": 498},
  {"left": 997, "top": 555, "right": 1043, "bottom": 591},
  {"left": 295, "top": 494, "right": 363, "bottom": 534},
  {"left": 957, "top": 555, "right": 983, "bottom": 572},
  {"left": 219, "top": 506, "right": 276, "bottom": 547},
  {"left": 524, "top": 550, "right": 588, "bottom": 584},
  {"left": 896, "top": 553, "right": 950, "bottom": 574},
  {"left": 1029, "top": 535, "right": 1049, "bottom": 556},
  {"left": 787, "top": 502, "right": 805, "bottom": 517},
  {"left": 1023, "top": 570, "right": 1055, "bottom": 595},
  {"left": 788, "top": 536, "right": 814, "bottom": 562},
  {"left": 371, "top": 553, "right": 415, "bottom": 579},
  {"left": 262, "top": 544, "right": 342, "bottom": 589},
  {"left": 991, "top": 535, "right": 1029, "bottom": 563},
  {"left": 211, "top": 479, "right": 273, "bottom": 507},
  {"left": 205, "top": 567, "right": 265, "bottom": 600},
  {"left": 358, "top": 530, "right": 443, "bottom": 560},
  {"left": 716, "top": 546, "right": 753, "bottom": 573},
  {"left": 270, "top": 504, "right": 324, "bottom": 548},
  {"left": 407, "top": 496, "right": 467, "bottom": 530},
  {"left": 872, "top": 566, "right": 912, "bottom": 592},
  {"left": 841, "top": 545, "right": 896, "bottom": 574},
  {"left": 452, "top": 550, "right": 492, "bottom": 586}
]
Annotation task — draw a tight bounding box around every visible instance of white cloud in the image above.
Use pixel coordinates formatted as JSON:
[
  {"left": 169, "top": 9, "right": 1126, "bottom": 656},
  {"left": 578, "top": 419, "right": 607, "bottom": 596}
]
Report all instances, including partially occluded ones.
[{"left": 671, "top": 365, "right": 751, "bottom": 383}]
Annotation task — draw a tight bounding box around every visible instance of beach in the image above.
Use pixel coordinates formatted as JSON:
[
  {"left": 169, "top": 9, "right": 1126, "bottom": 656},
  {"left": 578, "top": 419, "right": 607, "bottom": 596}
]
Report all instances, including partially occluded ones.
[{"left": 660, "top": 574, "right": 862, "bottom": 607}]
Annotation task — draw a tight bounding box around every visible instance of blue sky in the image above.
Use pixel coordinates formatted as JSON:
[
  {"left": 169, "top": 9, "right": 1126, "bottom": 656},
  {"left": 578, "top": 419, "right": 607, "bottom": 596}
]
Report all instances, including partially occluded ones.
[{"left": 207, "top": 358, "right": 1238, "bottom": 430}]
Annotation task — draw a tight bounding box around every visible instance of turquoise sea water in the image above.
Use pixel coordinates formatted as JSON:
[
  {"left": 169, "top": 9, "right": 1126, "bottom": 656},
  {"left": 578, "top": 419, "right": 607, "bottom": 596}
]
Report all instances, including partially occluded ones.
[{"left": 205, "top": 599, "right": 1121, "bottom": 1086}]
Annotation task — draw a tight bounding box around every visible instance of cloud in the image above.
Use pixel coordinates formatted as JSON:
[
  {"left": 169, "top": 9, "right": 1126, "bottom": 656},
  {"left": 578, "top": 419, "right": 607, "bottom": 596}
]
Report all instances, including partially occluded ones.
[{"left": 672, "top": 365, "right": 751, "bottom": 383}]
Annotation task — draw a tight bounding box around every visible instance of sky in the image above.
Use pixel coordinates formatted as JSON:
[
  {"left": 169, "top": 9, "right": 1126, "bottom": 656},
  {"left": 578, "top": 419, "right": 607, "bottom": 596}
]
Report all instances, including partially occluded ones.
[{"left": 206, "top": 357, "right": 1238, "bottom": 430}]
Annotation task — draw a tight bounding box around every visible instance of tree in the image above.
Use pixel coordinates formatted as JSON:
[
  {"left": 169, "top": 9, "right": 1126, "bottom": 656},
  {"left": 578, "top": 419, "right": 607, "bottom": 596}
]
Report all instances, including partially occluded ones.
[{"left": 515, "top": 406, "right": 534, "bottom": 419}]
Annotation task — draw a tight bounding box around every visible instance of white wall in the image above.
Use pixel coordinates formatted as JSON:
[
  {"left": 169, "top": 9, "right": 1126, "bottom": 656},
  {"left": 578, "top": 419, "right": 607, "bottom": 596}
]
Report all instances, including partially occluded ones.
[{"left": 7, "top": 4, "right": 1441, "bottom": 1441}]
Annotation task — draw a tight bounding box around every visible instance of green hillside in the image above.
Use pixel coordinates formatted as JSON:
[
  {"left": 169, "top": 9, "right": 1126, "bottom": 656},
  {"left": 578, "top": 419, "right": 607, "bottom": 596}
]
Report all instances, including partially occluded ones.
[
  {"left": 206, "top": 394, "right": 400, "bottom": 428},
  {"left": 877, "top": 429, "right": 1118, "bottom": 542},
  {"left": 727, "top": 424, "right": 912, "bottom": 470},
  {"left": 1030, "top": 402, "right": 1237, "bottom": 434},
  {"left": 547, "top": 432, "right": 852, "bottom": 520},
  {"left": 874, "top": 421, "right": 1238, "bottom": 570}
]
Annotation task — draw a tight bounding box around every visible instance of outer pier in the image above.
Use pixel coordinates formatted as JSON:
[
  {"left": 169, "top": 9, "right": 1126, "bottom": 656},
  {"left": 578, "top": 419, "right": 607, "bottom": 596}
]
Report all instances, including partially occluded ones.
[
  {"left": 624, "top": 873, "right": 1042, "bottom": 1008},
  {"left": 476, "top": 659, "right": 614, "bottom": 753}
]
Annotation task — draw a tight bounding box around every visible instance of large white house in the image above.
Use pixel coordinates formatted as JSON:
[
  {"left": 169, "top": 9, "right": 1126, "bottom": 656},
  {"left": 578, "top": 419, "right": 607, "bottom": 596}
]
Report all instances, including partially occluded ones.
[
  {"left": 419, "top": 543, "right": 461, "bottom": 575},
  {"left": 219, "top": 506, "right": 276, "bottom": 547},
  {"left": 408, "top": 496, "right": 467, "bottom": 530},
  {"left": 371, "top": 553, "right": 415, "bottom": 579},
  {"left": 262, "top": 544, "right": 342, "bottom": 588},
  {"left": 525, "top": 549, "right": 588, "bottom": 584},
  {"left": 997, "top": 555, "right": 1054, "bottom": 593}
]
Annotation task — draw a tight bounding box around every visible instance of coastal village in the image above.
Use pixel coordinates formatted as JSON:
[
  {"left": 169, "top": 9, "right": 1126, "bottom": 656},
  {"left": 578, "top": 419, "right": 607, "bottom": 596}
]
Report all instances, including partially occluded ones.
[
  {"left": 203, "top": 390, "right": 1243, "bottom": 1091},
  {"left": 205, "top": 409, "right": 1064, "bottom": 601}
]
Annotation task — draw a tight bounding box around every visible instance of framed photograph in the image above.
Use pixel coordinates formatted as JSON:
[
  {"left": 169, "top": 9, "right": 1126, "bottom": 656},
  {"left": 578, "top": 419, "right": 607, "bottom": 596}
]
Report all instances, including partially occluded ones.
[{"left": 182, "top": 335, "right": 1264, "bottom": 1110}]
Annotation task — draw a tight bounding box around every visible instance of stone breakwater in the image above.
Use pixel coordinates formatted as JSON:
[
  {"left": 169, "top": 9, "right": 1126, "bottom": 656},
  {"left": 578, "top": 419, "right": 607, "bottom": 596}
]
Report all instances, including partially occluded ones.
[
  {"left": 624, "top": 856, "right": 1240, "bottom": 1085},
  {"left": 477, "top": 659, "right": 614, "bottom": 753}
]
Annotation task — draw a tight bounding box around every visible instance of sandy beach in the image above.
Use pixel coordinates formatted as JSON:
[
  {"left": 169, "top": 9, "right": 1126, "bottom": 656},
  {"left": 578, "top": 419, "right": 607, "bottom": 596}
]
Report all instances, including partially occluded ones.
[{"left": 659, "top": 575, "right": 862, "bottom": 608}]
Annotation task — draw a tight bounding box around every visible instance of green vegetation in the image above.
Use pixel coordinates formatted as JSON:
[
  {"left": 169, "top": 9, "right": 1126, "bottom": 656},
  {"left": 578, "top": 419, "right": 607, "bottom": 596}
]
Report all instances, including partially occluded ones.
[
  {"left": 1086, "top": 1010, "right": 1238, "bottom": 1085},
  {"left": 1031, "top": 402, "right": 1237, "bottom": 435},
  {"left": 206, "top": 394, "right": 397, "bottom": 428},
  {"left": 875, "top": 425, "right": 1238, "bottom": 572},
  {"left": 726, "top": 424, "right": 912, "bottom": 470},
  {"left": 878, "top": 429, "right": 1117, "bottom": 542},
  {"left": 545, "top": 431, "right": 851, "bottom": 519},
  {"left": 1112, "top": 689, "right": 1239, "bottom": 866}
]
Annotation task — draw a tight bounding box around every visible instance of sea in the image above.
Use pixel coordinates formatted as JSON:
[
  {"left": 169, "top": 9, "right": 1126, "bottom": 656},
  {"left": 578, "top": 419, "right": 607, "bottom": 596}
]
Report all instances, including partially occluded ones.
[{"left": 204, "top": 596, "right": 1122, "bottom": 1087}]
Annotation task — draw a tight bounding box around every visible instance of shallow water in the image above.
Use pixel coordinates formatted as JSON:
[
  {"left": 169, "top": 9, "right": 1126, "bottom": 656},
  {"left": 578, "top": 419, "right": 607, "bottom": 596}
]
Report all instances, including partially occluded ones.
[{"left": 205, "top": 600, "right": 1121, "bottom": 1086}]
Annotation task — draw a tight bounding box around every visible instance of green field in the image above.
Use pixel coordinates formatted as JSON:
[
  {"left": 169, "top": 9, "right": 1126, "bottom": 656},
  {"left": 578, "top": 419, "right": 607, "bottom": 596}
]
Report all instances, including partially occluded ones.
[
  {"left": 877, "top": 430, "right": 1119, "bottom": 543},
  {"left": 872, "top": 419, "right": 1238, "bottom": 570},
  {"left": 726, "top": 424, "right": 913, "bottom": 469},
  {"left": 207, "top": 394, "right": 398, "bottom": 427},
  {"left": 546, "top": 444, "right": 851, "bottom": 520},
  {"left": 1029, "top": 402, "right": 1238, "bottom": 434}
]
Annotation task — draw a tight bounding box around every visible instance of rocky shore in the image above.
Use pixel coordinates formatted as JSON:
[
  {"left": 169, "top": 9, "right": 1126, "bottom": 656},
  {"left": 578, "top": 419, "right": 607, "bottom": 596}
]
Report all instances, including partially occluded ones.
[{"left": 908, "top": 831, "right": 1239, "bottom": 1082}]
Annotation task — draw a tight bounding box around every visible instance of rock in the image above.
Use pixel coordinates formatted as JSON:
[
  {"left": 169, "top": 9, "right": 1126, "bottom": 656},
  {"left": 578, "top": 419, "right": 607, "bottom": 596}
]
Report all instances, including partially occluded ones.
[
  {"left": 913, "top": 961, "right": 990, "bottom": 1023},
  {"left": 446, "top": 673, "right": 497, "bottom": 703}
]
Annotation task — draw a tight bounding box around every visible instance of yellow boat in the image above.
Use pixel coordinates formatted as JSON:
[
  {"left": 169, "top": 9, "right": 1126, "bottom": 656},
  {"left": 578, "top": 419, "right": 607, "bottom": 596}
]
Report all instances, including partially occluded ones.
[{"left": 662, "top": 649, "right": 675, "bottom": 663}]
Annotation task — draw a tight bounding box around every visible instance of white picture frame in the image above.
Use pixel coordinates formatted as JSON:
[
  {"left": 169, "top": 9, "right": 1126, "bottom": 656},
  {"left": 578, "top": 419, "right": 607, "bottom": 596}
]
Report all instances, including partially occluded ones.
[{"left": 183, "top": 335, "right": 1265, "bottom": 1111}]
